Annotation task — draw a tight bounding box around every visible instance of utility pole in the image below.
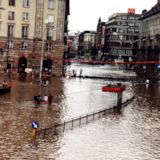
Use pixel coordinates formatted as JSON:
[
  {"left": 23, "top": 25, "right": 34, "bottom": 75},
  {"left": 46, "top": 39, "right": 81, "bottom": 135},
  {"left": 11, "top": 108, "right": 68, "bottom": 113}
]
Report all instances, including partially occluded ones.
[
  {"left": 39, "top": 20, "right": 55, "bottom": 84},
  {"left": 5, "top": 32, "right": 12, "bottom": 80},
  {"left": 39, "top": 28, "right": 45, "bottom": 84}
]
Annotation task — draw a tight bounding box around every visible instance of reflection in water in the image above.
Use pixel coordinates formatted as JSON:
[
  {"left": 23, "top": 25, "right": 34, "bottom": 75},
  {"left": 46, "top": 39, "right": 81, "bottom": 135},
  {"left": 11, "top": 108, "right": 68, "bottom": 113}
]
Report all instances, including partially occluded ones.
[{"left": 0, "top": 64, "right": 160, "bottom": 160}]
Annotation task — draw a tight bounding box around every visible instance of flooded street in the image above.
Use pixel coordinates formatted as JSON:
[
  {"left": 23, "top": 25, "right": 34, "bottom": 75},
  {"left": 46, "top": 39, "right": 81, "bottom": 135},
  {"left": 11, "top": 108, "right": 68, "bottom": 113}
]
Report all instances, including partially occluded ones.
[{"left": 0, "top": 64, "right": 160, "bottom": 160}]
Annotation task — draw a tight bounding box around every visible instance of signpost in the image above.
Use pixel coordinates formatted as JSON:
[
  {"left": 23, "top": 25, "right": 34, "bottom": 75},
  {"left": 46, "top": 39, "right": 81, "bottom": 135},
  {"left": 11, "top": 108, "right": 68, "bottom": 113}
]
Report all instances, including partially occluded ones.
[
  {"left": 32, "top": 121, "right": 39, "bottom": 129},
  {"left": 31, "top": 121, "right": 39, "bottom": 146},
  {"left": 157, "top": 64, "right": 160, "bottom": 69}
]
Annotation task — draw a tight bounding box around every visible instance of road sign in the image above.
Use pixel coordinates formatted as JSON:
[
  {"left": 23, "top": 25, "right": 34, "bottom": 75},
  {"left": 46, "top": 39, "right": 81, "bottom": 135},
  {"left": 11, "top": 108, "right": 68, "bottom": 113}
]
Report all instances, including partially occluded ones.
[
  {"left": 32, "top": 121, "right": 39, "bottom": 129},
  {"left": 157, "top": 64, "right": 160, "bottom": 69}
]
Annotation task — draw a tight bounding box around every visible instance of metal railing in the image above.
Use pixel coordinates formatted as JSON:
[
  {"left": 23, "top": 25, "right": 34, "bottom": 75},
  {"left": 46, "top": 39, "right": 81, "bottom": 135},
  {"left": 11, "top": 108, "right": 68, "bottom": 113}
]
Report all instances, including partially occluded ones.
[{"left": 37, "top": 96, "right": 135, "bottom": 138}]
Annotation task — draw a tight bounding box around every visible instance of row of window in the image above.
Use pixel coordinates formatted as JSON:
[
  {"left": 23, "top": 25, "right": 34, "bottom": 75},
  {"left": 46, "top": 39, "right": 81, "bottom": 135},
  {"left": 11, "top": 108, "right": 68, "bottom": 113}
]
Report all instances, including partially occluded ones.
[
  {"left": 109, "top": 28, "right": 139, "bottom": 34},
  {"left": 8, "top": 25, "right": 54, "bottom": 38},
  {"left": 8, "top": 40, "right": 53, "bottom": 51},
  {"left": 110, "top": 35, "right": 137, "bottom": 41},
  {"left": 8, "top": 11, "right": 54, "bottom": 23},
  {"left": 110, "top": 21, "right": 140, "bottom": 27},
  {"left": 8, "top": 25, "right": 29, "bottom": 38},
  {"left": 8, "top": 0, "right": 55, "bottom": 9},
  {"left": 142, "top": 17, "right": 160, "bottom": 29},
  {"left": 118, "top": 21, "right": 140, "bottom": 27},
  {"left": 116, "top": 16, "right": 140, "bottom": 21},
  {"left": 111, "top": 49, "right": 133, "bottom": 55}
]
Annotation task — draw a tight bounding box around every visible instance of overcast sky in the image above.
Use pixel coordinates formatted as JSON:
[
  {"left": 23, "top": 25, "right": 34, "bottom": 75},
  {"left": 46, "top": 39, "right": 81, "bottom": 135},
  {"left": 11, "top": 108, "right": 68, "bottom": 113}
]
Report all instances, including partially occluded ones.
[{"left": 68, "top": 0, "right": 157, "bottom": 32}]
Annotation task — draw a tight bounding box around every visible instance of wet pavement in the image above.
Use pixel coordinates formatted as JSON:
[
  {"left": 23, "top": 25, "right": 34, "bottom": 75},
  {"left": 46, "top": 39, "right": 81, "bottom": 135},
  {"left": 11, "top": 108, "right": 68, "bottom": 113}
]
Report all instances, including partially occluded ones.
[{"left": 0, "top": 64, "right": 160, "bottom": 160}]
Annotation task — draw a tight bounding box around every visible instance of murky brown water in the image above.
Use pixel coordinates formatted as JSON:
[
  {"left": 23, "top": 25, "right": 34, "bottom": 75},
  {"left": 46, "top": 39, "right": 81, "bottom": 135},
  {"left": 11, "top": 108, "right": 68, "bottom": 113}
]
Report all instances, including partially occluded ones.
[{"left": 0, "top": 64, "right": 160, "bottom": 160}]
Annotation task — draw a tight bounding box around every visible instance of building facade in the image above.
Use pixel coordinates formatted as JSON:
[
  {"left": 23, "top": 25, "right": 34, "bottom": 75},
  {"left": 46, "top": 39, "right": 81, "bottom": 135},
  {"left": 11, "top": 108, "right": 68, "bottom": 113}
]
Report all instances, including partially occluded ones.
[
  {"left": 64, "top": 31, "right": 80, "bottom": 58},
  {"left": 0, "top": 0, "right": 70, "bottom": 76},
  {"left": 137, "top": 1, "right": 160, "bottom": 80},
  {"left": 105, "top": 11, "right": 141, "bottom": 63},
  {"left": 96, "top": 17, "right": 106, "bottom": 51},
  {"left": 78, "top": 31, "right": 96, "bottom": 58}
]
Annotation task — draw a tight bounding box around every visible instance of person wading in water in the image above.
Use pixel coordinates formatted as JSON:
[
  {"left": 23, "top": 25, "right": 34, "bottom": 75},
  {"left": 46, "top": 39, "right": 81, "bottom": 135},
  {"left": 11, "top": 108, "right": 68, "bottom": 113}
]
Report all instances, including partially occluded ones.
[{"left": 48, "top": 93, "right": 53, "bottom": 106}]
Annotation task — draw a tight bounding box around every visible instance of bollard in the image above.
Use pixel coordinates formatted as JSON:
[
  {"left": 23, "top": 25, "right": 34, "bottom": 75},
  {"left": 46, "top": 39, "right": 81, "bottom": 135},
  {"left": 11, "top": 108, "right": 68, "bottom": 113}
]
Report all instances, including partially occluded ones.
[
  {"left": 86, "top": 114, "right": 88, "bottom": 123},
  {"left": 71, "top": 119, "right": 74, "bottom": 129},
  {"left": 43, "top": 128, "right": 46, "bottom": 138},
  {"left": 31, "top": 128, "right": 37, "bottom": 145},
  {"left": 79, "top": 116, "right": 81, "bottom": 126},
  {"left": 98, "top": 111, "right": 100, "bottom": 118},
  {"left": 117, "top": 92, "right": 122, "bottom": 106},
  {"left": 63, "top": 122, "right": 65, "bottom": 132},
  {"left": 54, "top": 123, "right": 58, "bottom": 135},
  {"left": 93, "top": 112, "right": 95, "bottom": 120},
  {"left": 31, "top": 121, "right": 39, "bottom": 147}
]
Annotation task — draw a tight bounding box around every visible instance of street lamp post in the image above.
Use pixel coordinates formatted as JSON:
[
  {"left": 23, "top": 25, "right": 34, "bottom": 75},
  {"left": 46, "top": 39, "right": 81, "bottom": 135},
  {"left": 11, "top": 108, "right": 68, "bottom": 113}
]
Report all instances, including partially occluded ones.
[
  {"left": 39, "top": 31, "right": 45, "bottom": 84},
  {"left": 39, "top": 20, "right": 55, "bottom": 85}
]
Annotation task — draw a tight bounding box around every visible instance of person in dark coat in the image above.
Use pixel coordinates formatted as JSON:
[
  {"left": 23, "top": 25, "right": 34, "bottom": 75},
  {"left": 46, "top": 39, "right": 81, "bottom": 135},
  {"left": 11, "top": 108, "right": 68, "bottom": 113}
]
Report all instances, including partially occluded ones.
[{"left": 48, "top": 93, "right": 53, "bottom": 106}]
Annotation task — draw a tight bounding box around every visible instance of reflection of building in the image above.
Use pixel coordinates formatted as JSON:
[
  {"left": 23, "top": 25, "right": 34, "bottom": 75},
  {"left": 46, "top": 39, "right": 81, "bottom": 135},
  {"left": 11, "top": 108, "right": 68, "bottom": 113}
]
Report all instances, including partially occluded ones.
[
  {"left": 78, "top": 31, "right": 96, "bottom": 56},
  {"left": 137, "top": 0, "right": 160, "bottom": 80},
  {"left": 0, "top": 0, "right": 70, "bottom": 76},
  {"left": 105, "top": 10, "right": 141, "bottom": 62}
]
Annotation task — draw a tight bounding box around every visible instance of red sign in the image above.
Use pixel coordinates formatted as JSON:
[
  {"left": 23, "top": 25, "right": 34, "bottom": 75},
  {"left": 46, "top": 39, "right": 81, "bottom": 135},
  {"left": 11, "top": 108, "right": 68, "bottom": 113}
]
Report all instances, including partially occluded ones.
[{"left": 128, "top": 8, "right": 135, "bottom": 14}]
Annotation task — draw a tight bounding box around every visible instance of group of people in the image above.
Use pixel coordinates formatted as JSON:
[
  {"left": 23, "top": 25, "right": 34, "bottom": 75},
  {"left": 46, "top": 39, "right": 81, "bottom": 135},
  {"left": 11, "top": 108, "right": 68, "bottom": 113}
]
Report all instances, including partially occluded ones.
[
  {"left": 0, "top": 81, "right": 11, "bottom": 89},
  {"left": 34, "top": 93, "right": 53, "bottom": 105},
  {"left": 65, "top": 68, "right": 83, "bottom": 78}
]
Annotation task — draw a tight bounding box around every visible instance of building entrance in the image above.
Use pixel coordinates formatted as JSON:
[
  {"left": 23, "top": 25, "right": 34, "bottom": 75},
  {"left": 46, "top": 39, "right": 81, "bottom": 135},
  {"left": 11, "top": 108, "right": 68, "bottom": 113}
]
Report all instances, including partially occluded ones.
[{"left": 18, "top": 56, "right": 27, "bottom": 73}]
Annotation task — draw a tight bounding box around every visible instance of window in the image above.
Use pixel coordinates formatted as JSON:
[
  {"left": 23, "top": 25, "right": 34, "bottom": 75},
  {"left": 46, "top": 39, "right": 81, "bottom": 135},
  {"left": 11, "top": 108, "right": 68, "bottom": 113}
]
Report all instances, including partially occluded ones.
[
  {"left": 111, "top": 49, "right": 117, "bottom": 54},
  {"left": 118, "top": 49, "right": 125, "bottom": 54},
  {"left": 47, "top": 14, "right": 54, "bottom": 23},
  {"left": 22, "top": 26, "right": 29, "bottom": 38},
  {"left": 121, "top": 22, "right": 127, "bottom": 26},
  {"left": 0, "top": 23, "right": 1, "bottom": 34},
  {"left": 111, "top": 35, "right": 118, "bottom": 40},
  {"left": 7, "top": 25, "right": 14, "bottom": 37},
  {"left": 45, "top": 43, "right": 52, "bottom": 51},
  {"left": 23, "top": 0, "right": 29, "bottom": 8},
  {"left": 119, "top": 29, "right": 127, "bottom": 34},
  {"left": 46, "top": 28, "right": 53, "bottom": 39},
  {"left": 8, "top": 11, "right": 15, "bottom": 20},
  {"left": 8, "top": 40, "right": 14, "bottom": 48},
  {"left": 134, "top": 29, "right": 139, "bottom": 34},
  {"left": 21, "top": 41, "right": 27, "bottom": 49},
  {"left": 134, "top": 17, "right": 139, "bottom": 20},
  {"left": 128, "top": 22, "right": 134, "bottom": 26},
  {"left": 121, "top": 16, "right": 127, "bottom": 20},
  {"left": 9, "top": 0, "right": 15, "bottom": 6},
  {"left": 48, "top": 0, "right": 55, "bottom": 9},
  {"left": 112, "top": 28, "right": 116, "bottom": 32},
  {"left": 128, "top": 16, "right": 134, "bottom": 20},
  {"left": 135, "top": 22, "right": 140, "bottom": 27},
  {"left": 128, "top": 28, "right": 134, "bottom": 34},
  {"left": 22, "top": 12, "right": 29, "bottom": 21},
  {"left": 126, "top": 50, "right": 133, "bottom": 55},
  {"left": 116, "top": 16, "right": 121, "bottom": 20}
]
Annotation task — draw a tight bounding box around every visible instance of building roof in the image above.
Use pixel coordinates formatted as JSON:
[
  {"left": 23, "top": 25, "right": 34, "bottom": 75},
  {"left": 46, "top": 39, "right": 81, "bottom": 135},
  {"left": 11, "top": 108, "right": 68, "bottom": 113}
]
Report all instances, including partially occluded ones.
[
  {"left": 108, "top": 13, "right": 141, "bottom": 20},
  {"left": 140, "top": 2, "right": 160, "bottom": 20}
]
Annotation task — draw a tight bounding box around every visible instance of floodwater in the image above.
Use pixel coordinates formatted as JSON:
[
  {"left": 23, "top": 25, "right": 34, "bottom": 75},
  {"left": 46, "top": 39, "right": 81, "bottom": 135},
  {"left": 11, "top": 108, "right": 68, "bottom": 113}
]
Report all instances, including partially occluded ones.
[{"left": 0, "top": 64, "right": 160, "bottom": 160}]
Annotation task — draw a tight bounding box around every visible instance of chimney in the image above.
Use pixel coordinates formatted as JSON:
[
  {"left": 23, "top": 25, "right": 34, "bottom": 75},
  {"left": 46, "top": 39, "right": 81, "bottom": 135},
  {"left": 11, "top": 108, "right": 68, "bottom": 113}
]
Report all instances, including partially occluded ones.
[{"left": 142, "top": 9, "right": 147, "bottom": 15}]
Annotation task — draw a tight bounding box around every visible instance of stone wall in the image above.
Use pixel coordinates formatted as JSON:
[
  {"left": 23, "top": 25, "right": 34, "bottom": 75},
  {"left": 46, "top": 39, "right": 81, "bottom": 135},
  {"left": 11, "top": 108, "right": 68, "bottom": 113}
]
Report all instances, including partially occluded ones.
[{"left": 0, "top": 38, "right": 64, "bottom": 76}]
